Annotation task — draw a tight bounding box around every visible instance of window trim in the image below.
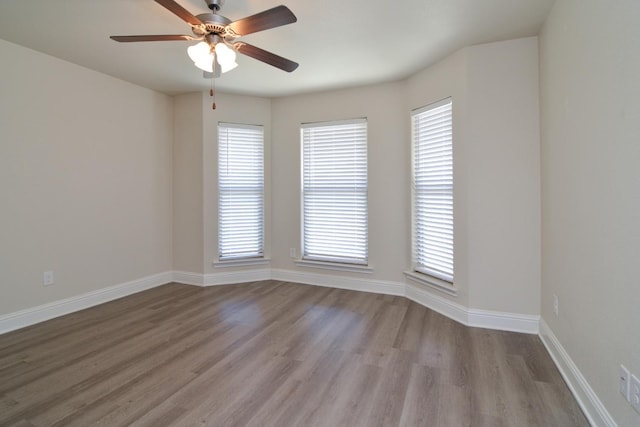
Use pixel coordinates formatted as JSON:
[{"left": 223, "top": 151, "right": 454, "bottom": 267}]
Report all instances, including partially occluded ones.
[
  {"left": 295, "top": 258, "right": 373, "bottom": 273},
  {"left": 213, "top": 257, "right": 271, "bottom": 268},
  {"left": 411, "top": 97, "right": 454, "bottom": 284},
  {"left": 300, "top": 117, "right": 369, "bottom": 267},
  {"left": 403, "top": 270, "right": 458, "bottom": 296},
  {"left": 217, "top": 121, "right": 265, "bottom": 262}
]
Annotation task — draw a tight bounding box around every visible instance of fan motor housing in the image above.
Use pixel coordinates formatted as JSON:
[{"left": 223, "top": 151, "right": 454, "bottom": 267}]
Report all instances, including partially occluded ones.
[{"left": 193, "top": 13, "right": 231, "bottom": 36}]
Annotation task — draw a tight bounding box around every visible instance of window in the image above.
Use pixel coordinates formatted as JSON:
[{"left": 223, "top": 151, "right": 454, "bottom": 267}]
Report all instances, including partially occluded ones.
[
  {"left": 218, "top": 123, "right": 264, "bottom": 260},
  {"left": 411, "top": 98, "right": 453, "bottom": 282},
  {"left": 301, "top": 119, "right": 368, "bottom": 265}
]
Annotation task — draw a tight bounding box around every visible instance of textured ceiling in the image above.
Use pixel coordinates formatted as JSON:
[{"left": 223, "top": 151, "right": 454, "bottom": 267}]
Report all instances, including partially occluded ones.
[{"left": 0, "top": 0, "right": 555, "bottom": 97}]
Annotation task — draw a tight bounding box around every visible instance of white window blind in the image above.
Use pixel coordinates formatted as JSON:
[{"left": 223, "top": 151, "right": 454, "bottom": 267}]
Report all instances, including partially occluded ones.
[
  {"left": 218, "top": 123, "right": 264, "bottom": 260},
  {"left": 301, "top": 119, "right": 368, "bottom": 265},
  {"left": 411, "top": 98, "right": 454, "bottom": 282}
]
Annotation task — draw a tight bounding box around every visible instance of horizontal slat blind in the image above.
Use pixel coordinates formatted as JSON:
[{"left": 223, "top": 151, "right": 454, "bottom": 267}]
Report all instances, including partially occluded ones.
[
  {"left": 218, "top": 123, "right": 264, "bottom": 260},
  {"left": 301, "top": 119, "right": 368, "bottom": 265},
  {"left": 412, "top": 99, "right": 453, "bottom": 282}
]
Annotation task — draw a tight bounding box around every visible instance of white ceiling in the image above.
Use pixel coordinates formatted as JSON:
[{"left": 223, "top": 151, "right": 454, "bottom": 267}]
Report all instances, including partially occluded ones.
[{"left": 0, "top": 0, "right": 555, "bottom": 97}]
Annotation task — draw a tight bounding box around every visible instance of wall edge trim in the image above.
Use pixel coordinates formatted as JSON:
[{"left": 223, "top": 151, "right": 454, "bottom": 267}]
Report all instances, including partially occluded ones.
[
  {"left": 0, "top": 268, "right": 540, "bottom": 337},
  {"left": 270, "top": 268, "right": 404, "bottom": 296},
  {"left": 0, "top": 271, "right": 173, "bottom": 334},
  {"left": 539, "top": 319, "right": 616, "bottom": 427}
]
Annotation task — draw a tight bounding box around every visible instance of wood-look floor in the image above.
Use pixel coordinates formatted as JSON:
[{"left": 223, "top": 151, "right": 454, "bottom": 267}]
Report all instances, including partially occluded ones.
[{"left": 0, "top": 281, "right": 588, "bottom": 427}]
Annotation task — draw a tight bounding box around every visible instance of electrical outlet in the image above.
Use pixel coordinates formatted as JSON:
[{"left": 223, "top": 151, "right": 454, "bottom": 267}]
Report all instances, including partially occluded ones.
[
  {"left": 620, "top": 365, "right": 630, "bottom": 401},
  {"left": 43, "top": 271, "right": 54, "bottom": 287},
  {"left": 631, "top": 374, "right": 640, "bottom": 414},
  {"left": 553, "top": 294, "right": 559, "bottom": 316},
  {"left": 289, "top": 248, "right": 296, "bottom": 258}
]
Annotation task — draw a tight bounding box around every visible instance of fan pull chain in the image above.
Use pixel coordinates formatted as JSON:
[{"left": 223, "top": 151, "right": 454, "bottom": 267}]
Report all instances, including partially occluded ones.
[{"left": 210, "top": 56, "right": 217, "bottom": 110}]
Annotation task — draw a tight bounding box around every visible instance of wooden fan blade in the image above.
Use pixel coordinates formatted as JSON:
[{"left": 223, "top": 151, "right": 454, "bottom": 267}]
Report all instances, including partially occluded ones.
[
  {"left": 110, "top": 35, "right": 196, "bottom": 42},
  {"left": 227, "top": 5, "right": 296, "bottom": 36},
  {"left": 155, "top": 0, "right": 204, "bottom": 26},
  {"left": 234, "top": 42, "right": 298, "bottom": 72}
]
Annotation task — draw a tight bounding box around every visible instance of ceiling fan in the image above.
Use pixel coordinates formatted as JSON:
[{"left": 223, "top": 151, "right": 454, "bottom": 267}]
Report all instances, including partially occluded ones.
[{"left": 110, "top": 0, "right": 299, "bottom": 75}]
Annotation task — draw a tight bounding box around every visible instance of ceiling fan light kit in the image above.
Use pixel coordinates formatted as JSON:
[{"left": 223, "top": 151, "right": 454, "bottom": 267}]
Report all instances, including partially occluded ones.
[
  {"left": 110, "top": 0, "right": 298, "bottom": 108},
  {"left": 187, "top": 37, "right": 237, "bottom": 73},
  {"left": 213, "top": 42, "right": 238, "bottom": 72}
]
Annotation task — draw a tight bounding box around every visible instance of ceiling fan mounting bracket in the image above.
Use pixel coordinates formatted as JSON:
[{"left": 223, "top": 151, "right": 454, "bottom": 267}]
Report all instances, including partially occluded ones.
[{"left": 204, "top": 0, "right": 224, "bottom": 11}]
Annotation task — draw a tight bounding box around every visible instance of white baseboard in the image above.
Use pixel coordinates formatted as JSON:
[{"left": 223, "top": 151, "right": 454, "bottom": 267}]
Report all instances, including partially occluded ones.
[
  {"left": 467, "top": 307, "right": 539, "bottom": 334},
  {"left": 271, "top": 268, "right": 405, "bottom": 296},
  {"left": 539, "top": 319, "right": 615, "bottom": 427},
  {"left": 176, "top": 268, "right": 539, "bottom": 336},
  {"left": 172, "top": 267, "right": 540, "bottom": 336},
  {"left": 0, "top": 271, "right": 173, "bottom": 334},
  {"left": 0, "top": 268, "right": 539, "bottom": 336},
  {"left": 204, "top": 268, "right": 271, "bottom": 286},
  {"left": 173, "top": 269, "right": 272, "bottom": 287},
  {"left": 172, "top": 270, "right": 206, "bottom": 286},
  {"left": 405, "top": 282, "right": 468, "bottom": 325},
  {"left": 271, "top": 268, "right": 539, "bottom": 334},
  {"left": 404, "top": 282, "right": 539, "bottom": 333}
]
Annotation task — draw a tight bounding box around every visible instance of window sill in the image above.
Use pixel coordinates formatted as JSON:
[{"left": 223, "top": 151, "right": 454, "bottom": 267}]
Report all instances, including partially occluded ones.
[
  {"left": 404, "top": 270, "right": 458, "bottom": 296},
  {"left": 295, "top": 259, "right": 373, "bottom": 274},
  {"left": 213, "top": 258, "right": 271, "bottom": 268}
]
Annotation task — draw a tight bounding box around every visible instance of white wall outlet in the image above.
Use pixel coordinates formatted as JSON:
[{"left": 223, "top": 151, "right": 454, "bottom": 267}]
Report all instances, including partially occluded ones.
[
  {"left": 43, "top": 271, "right": 54, "bottom": 287},
  {"left": 553, "top": 294, "right": 559, "bottom": 316},
  {"left": 620, "top": 365, "right": 631, "bottom": 401},
  {"left": 289, "top": 248, "right": 296, "bottom": 258},
  {"left": 631, "top": 374, "right": 640, "bottom": 414}
]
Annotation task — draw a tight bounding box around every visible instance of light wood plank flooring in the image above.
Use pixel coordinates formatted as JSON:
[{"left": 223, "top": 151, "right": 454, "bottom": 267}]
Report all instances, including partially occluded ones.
[{"left": 0, "top": 280, "right": 588, "bottom": 426}]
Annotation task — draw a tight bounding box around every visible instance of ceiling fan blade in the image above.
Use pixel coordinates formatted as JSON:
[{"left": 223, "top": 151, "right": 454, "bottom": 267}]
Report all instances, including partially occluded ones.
[
  {"left": 234, "top": 42, "right": 298, "bottom": 72},
  {"left": 110, "top": 35, "right": 196, "bottom": 42},
  {"left": 154, "top": 0, "right": 204, "bottom": 27},
  {"left": 227, "top": 5, "right": 296, "bottom": 36}
]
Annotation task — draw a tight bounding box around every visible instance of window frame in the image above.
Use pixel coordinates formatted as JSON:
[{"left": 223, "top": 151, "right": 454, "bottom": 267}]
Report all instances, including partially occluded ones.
[
  {"left": 300, "top": 118, "right": 369, "bottom": 267},
  {"left": 217, "top": 122, "right": 265, "bottom": 262},
  {"left": 410, "top": 98, "right": 454, "bottom": 284}
]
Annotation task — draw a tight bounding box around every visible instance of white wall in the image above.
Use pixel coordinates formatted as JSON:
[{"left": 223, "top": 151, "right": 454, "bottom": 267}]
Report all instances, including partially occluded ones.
[
  {"left": 539, "top": 0, "right": 640, "bottom": 424},
  {"left": 0, "top": 40, "right": 173, "bottom": 316},
  {"left": 173, "top": 92, "right": 204, "bottom": 274},
  {"left": 466, "top": 38, "right": 541, "bottom": 315}
]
